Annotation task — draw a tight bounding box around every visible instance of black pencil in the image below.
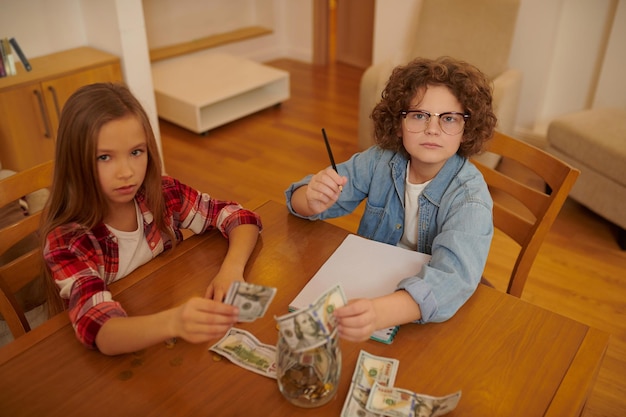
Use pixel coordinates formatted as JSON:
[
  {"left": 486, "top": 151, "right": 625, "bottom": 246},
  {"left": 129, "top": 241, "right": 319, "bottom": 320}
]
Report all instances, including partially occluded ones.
[
  {"left": 321, "top": 128, "right": 343, "bottom": 192},
  {"left": 321, "top": 128, "right": 338, "bottom": 173}
]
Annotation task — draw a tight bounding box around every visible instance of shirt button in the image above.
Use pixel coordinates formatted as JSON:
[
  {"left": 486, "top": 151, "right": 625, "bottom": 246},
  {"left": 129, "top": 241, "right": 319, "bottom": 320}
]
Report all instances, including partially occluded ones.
[
  {"left": 395, "top": 224, "right": 402, "bottom": 230},
  {"left": 151, "top": 242, "right": 156, "bottom": 248}
]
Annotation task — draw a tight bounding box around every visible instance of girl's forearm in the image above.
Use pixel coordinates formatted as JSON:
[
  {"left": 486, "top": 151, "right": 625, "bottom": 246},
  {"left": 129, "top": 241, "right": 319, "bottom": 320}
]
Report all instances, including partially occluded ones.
[
  {"left": 220, "top": 224, "right": 260, "bottom": 274},
  {"left": 95, "top": 309, "right": 177, "bottom": 356}
]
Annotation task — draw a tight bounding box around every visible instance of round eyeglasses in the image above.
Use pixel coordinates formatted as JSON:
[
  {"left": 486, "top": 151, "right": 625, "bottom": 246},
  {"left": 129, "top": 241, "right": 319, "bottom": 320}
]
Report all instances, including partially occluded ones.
[{"left": 401, "top": 110, "right": 469, "bottom": 135}]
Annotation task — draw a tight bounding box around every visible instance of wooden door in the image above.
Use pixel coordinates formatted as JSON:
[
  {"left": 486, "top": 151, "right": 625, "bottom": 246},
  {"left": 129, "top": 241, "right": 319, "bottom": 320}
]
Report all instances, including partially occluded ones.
[
  {"left": 42, "top": 63, "right": 123, "bottom": 131},
  {"left": 0, "top": 84, "right": 55, "bottom": 171},
  {"left": 335, "top": 0, "right": 374, "bottom": 68},
  {"left": 313, "top": 0, "right": 374, "bottom": 68}
]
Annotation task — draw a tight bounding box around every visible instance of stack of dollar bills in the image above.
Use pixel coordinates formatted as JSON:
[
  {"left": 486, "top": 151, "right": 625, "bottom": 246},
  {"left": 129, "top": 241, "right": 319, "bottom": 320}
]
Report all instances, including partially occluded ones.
[{"left": 341, "top": 350, "right": 461, "bottom": 417}]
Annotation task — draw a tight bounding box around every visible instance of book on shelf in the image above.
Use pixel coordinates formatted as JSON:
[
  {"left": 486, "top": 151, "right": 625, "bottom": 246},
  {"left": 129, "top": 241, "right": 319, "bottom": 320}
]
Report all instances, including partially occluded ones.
[
  {"left": 0, "top": 49, "right": 6, "bottom": 78},
  {"left": 289, "top": 234, "right": 431, "bottom": 344},
  {"left": 9, "top": 37, "right": 31, "bottom": 72},
  {"left": 0, "top": 39, "right": 8, "bottom": 77},
  {"left": 1, "top": 38, "right": 16, "bottom": 76}
]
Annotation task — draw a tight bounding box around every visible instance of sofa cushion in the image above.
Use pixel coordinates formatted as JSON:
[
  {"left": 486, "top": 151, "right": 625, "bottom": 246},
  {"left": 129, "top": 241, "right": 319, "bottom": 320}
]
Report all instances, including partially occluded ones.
[{"left": 547, "top": 108, "right": 626, "bottom": 187}]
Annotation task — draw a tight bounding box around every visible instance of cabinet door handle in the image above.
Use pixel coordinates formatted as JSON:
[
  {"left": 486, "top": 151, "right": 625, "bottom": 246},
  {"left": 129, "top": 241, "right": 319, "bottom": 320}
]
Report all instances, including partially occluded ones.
[
  {"left": 48, "top": 86, "right": 62, "bottom": 120},
  {"left": 33, "top": 89, "right": 52, "bottom": 138}
]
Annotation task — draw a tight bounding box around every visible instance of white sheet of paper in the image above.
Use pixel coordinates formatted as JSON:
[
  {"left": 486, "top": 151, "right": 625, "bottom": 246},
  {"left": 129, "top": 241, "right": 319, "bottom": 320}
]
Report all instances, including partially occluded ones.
[{"left": 290, "top": 234, "right": 431, "bottom": 343}]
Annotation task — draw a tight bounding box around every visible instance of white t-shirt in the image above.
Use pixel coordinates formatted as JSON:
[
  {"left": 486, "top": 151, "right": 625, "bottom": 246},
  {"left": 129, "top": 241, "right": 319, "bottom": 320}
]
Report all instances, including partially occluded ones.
[
  {"left": 106, "top": 201, "right": 153, "bottom": 281},
  {"left": 398, "top": 162, "right": 431, "bottom": 251}
]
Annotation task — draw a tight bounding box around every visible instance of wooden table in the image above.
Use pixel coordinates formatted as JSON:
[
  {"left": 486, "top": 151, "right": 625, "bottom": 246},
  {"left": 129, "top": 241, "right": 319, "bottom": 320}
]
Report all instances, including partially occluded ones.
[{"left": 0, "top": 200, "right": 609, "bottom": 416}]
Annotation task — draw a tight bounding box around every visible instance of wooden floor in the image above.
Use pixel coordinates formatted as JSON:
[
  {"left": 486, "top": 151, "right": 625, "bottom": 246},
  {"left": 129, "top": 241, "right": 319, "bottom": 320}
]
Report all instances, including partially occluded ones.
[{"left": 160, "top": 59, "right": 626, "bottom": 417}]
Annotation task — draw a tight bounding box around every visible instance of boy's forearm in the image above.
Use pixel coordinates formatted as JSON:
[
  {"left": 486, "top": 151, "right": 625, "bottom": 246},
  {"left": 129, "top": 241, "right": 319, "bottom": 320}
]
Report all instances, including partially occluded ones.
[
  {"left": 289, "top": 186, "right": 314, "bottom": 217},
  {"left": 373, "top": 290, "right": 422, "bottom": 329}
]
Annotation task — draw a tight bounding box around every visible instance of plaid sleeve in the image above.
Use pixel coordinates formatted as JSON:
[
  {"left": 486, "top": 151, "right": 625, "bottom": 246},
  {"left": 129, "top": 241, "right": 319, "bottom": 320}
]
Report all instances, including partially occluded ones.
[
  {"left": 162, "top": 176, "right": 262, "bottom": 238},
  {"left": 44, "top": 226, "right": 127, "bottom": 349}
]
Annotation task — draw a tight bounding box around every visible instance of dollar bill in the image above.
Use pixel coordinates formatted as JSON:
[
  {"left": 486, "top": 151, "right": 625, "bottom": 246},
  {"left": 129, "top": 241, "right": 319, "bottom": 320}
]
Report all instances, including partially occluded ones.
[
  {"left": 224, "top": 281, "right": 277, "bottom": 322},
  {"left": 275, "top": 284, "right": 347, "bottom": 353},
  {"left": 310, "top": 282, "right": 347, "bottom": 333},
  {"left": 209, "top": 327, "right": 277, "bottom": 379},
  {"left": 366, "top": 382, "right": 461, "bottom": 417},
  {"left": 340, "top": 350, "right": 400, "bottom": 417},
  {"left": 354, "top": 350, "right": 400, "bottom": 390}
]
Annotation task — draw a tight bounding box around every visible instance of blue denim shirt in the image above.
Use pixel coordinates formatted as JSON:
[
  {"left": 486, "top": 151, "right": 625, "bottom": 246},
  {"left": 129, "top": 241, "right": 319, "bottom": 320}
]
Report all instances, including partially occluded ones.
[{"left": 285, "top": 146, "right": 493, "bottom": 323}]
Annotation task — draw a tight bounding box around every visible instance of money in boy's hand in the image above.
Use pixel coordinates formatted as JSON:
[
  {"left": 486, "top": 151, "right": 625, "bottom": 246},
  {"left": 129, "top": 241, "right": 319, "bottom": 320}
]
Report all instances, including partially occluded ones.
[
  {"left": 310, "top": 283, "right": 348, "bottom": 332},
  {"left": 366, "top": 381, "right": 461, "bottom": 417},
  {"left": 224, "top": 281, "right": 277, "bottom": 322},
  {"left": 275, "top": 284, "right": 347, "bottom": 352}
]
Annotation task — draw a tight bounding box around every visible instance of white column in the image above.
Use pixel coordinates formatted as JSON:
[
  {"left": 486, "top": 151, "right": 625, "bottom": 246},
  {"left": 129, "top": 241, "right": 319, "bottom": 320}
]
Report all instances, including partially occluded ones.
[{"left": 79, "top": 0, "right": 163, "bottom": 160}]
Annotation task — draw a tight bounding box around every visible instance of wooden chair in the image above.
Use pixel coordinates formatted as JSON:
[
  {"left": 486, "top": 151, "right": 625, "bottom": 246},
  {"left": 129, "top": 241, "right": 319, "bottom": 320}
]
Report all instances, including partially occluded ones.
[
  {"left": 0, "top": 160, "right": 53, "bottom": 339},
  {"left": 471, "top": 131, "right": 580, "bottom": 297}
]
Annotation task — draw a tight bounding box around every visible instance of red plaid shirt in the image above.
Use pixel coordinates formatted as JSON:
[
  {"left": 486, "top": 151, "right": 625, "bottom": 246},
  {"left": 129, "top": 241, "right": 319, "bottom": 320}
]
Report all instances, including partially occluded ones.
[{"left": 44, "top": 176, "right": 262, "bottom": 349}]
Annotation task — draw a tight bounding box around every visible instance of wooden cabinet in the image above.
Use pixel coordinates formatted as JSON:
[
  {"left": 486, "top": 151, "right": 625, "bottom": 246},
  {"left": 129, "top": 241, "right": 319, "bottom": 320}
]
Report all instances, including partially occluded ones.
[{"left": 0, "top": 47, "right": 122, "bottom": 171}]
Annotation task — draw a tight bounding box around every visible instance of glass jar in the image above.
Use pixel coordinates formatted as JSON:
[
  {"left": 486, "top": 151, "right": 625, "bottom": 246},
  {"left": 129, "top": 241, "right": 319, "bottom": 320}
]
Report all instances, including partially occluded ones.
[{"left": 276, "top": 329, "right": 341, "bottom": 408}]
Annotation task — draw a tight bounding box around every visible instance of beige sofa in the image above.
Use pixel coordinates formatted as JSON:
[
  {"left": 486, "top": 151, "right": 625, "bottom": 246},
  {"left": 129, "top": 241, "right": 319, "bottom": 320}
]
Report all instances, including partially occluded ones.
[
  {"left": 358, "top": 0, "right": 522, "bottom": 168},
  {"left": 546, "top": 108, "right": 626, "bottom": 249}
]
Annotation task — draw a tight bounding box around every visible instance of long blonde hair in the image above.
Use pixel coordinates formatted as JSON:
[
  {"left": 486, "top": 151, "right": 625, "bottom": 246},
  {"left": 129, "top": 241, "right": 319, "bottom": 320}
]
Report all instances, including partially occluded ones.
[{"left": 41, "top": 83, "right": 173, "bottom": 313}]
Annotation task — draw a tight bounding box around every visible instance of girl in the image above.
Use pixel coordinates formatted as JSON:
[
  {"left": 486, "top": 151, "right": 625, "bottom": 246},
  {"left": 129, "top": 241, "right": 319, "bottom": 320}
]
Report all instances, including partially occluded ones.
[
  {"left": 42, "top": 83, "right": 262, "bottom": 355},
  {"left": 286, "top": 56, "right": 497, "bottom": 342}
]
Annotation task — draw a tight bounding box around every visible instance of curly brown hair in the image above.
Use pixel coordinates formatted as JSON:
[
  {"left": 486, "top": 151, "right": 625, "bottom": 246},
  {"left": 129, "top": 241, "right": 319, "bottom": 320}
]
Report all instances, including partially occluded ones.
[{"left": 371, "top": 56, "right": 497, "bottom": 158}]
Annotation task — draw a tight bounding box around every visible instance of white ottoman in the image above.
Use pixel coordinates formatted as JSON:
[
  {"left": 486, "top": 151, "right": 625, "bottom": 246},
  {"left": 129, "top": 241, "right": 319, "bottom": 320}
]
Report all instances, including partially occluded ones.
[{"left": 152, "top": 52, "right": 290, "bottom": 134}]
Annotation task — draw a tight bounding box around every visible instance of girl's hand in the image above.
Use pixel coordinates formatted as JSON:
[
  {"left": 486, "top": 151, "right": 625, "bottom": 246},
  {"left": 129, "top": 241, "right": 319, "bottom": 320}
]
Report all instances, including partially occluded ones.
[
  {"left": 172, "top": 297, "right": 238, "bottom": 344},
  {"left": 205, "top": 270, "right": 244, "bottom": 302},
  {"left": 206, "top": 223, "right": 259, "bottom": 301},
  {"left": 304, "top": 167, "right": 347, "bottom": 214},
  {"left": 333, "top": 298, "right": 379, "bottom": 342}
]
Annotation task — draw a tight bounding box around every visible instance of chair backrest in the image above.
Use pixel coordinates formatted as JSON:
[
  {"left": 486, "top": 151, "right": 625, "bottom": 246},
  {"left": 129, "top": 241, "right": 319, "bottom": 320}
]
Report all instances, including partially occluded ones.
[
  {"left": 0, "top": 160, "right": 53, "bottom": 339},
  {"left": 409, "top": 0, "right": 520, "bottom": 80},
  {"left": 471, "top": 132, "right": 579, "bottom": 297}
]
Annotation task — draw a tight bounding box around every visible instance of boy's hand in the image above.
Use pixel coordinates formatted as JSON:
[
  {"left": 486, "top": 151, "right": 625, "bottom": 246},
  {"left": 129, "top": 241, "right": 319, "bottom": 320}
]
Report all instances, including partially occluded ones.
[
  {"left": 305, "top": 167, "right": 347, "bottom": 214},
  {"left": 333, "top": 298, "right": 379, "bottom": 342}
]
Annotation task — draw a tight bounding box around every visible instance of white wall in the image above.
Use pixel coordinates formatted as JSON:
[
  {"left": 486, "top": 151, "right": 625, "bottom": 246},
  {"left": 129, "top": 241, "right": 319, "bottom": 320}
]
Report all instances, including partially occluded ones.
[
  {"left": 0, "top": 0, "right": 312, "bottom": 153},
  {"left": 0, "top": 0, "right": 160, "bottom": 152},
  {"left": 593, "top": 1, "right": 626, "bottom": 109},
  {"left": 371, "top": 0, "right": 624, "bottom": 142},
  {"left": 0, "top": 0, "right": 86, "bottom": 56},
  {"left": 142, "top": 0, "right": 312, "bottom": 62},
  {"left": 79, "top": 0, "right": 161, "bottom": 157},
  {"left": 1, "top": 0, "right": 622, "bottom": 144},
  {"left": 510, "top": 0, "right": 619, "bottom": 136},
  {"left": 143, "top": 0, "right": 270, "bottom": 48}
]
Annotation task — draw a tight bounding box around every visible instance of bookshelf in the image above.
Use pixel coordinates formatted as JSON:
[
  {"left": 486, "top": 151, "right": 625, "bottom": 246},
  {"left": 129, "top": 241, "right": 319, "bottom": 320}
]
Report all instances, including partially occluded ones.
[
  {"left": 0, "top": 47, "right": 122, "bottom": 171},
  {"left": 149, "top": 26, "right": 273, "bottom": 62}
]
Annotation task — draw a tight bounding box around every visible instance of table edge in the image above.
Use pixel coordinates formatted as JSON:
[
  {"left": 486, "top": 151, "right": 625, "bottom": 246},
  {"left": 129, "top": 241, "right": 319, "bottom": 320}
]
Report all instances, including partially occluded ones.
[
  {"left": 544, "top": 326, "right": 610, "bottom": 416},
  {"left": 0, "top": 199, "right": 271, "bottom": 364}
]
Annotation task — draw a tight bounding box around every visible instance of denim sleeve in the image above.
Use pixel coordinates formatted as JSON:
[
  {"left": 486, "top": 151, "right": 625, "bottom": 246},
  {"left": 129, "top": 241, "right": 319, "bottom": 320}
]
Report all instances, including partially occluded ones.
[
  {"left": 397, "top": 198, "right": 493, "bottom": 323},
  {"left": 285, "top": 174, "right": 316, "bottom": 219},
  {"left": 285, "top": 147, "right": 382, "bottom": 220}
]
